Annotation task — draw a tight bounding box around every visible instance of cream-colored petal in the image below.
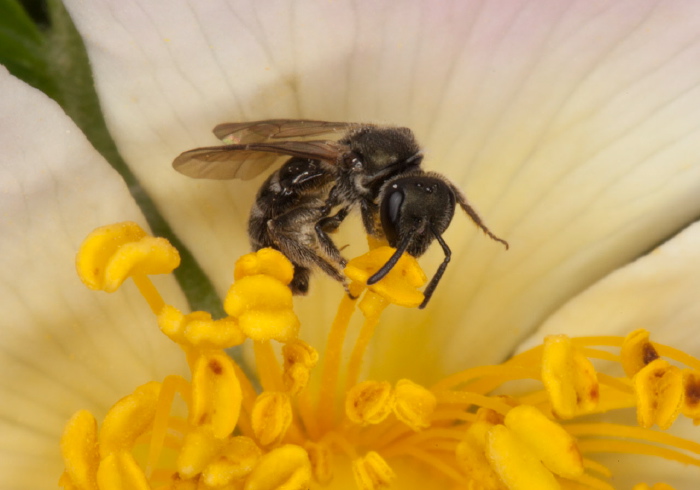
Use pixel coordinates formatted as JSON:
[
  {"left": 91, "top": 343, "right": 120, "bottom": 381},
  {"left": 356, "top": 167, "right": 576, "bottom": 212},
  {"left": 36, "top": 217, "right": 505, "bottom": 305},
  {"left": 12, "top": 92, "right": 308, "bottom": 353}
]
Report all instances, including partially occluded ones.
[
  {"left": 0, "top": 68, "right": 187, "bottom": 487},
  {"left": 66, "top": 1, "right": 700, "bottom": 380},
  {"left": 521, "top": 220, "right": 700, "bottom": 354}
]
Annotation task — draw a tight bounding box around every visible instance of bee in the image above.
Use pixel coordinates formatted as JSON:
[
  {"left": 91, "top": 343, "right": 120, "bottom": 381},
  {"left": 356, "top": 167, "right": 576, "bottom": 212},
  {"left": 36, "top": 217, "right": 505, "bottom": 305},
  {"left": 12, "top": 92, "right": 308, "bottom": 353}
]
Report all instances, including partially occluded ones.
[{"left": 173, "top": 119, "right": 507, "bottom": 307}]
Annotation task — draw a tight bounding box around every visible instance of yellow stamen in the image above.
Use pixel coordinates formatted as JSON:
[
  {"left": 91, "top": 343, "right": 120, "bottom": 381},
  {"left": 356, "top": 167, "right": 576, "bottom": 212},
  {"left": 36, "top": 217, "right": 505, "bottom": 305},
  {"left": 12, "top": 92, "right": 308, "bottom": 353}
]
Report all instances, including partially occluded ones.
[
  {"left": 76, "top": 221, "right": 179, "bottom": 295},
  {"left": 346, "top": 380, "right": 394, "bottom": 426},
  {"left": 392, "top": 379, "right": 437, "bottom": 431},
  {"left": 344, "top": 246, "right": 427, "bottom": 307},
  {"left": 225, "top": 274, "right": 300, "bottom": 342},
  {"left": 62, "top": 225, "right": 700, "bottom": 490},
  {"left": 60, "top": 410, "right": 99, "bottom": 490},
  {"left": 304, "top": 441, "right": 334, "bottom": 485},
  {"left": 99, "top": 382, "right": 161, "bottom": 457},
  {"left": 96, "top": 451, "right": 150, "bottom": 490},
  {"left": 352, "top": 451, "right": 396, "bottom": 490},
  {"left": 633, "top": 484, "right": 677, "bottom": 490},
  {"left": 253, "top": 340, "right": 284, "bottom": 392},
  {"left": 190, "top": 352, "right": 241, "bottom": 438},
  {"left": 201, "top": 436, "right": 262, "bottom": 486},
  {"left": 176, "top": 425, "right": 223, "bottom": 479},
  {"left": 634, "top": 358, "right": 683, "bottom": 429},
  {"left": 282, "top": 339, "right": 319, "bottom": 395},
  {"left": 455, "top": 421, "right": 504, "bottom": 489},
  {"left": 251, "top": 391, "right": 293, "bottom": 446},
  {"left": 682, "top": 369, "right": 700, "bottom": 423},
  {"left": 244, "top": 444, "right": 311, "bottom": 490},
  {"left": 621, "top": 328, "right": 660, "bottom": 377},
  {"left": 317, "top": 293, "right": 357, "bottom": 431},
  {"left": 145, "top": 375, "right": 189, "bottom": 476},
  {"left": 541, "top": 334, "right": 599, "bottom": 419},
  {"left": 346, "top": 292, "right": 388, "bottom": 391},
  {"left": 504, "top": 405, "right": 583, "bottom": 479},
  {"left": 486, "top": 424, "right": 560, "bottom": 490}
]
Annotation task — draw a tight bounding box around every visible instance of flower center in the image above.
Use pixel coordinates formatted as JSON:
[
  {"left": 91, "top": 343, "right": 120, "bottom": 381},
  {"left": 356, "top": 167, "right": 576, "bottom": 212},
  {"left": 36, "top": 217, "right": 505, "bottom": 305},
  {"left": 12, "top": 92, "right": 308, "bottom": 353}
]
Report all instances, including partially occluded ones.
[{"left": 60, "top": 222, "right": 700, "bottom": 490}]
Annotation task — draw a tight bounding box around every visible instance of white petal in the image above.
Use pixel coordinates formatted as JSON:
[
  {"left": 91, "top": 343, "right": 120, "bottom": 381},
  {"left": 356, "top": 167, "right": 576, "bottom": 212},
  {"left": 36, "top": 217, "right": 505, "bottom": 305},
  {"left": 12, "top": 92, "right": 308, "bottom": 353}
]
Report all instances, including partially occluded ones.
[
  {"left": 519, "top": 220, "right": 700, "bottom": 353},
  {"left": 0, "top": 68, "right": 187, "bottom": 486},
  {"left": 65, "top": 1, "right": 700, "bottom": 379}
]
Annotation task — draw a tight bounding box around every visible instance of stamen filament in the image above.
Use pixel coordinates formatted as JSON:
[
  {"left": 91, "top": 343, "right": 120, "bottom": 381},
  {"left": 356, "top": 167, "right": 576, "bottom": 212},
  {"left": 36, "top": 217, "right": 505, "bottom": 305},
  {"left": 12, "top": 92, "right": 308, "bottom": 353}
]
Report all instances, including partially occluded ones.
[
  {"left": 346, "top": 307, "right": 384, "bottom": 394},
  {"left": 566, "top": 423, "right": 700, "bottom": 455},
  {"left": 578, "top": 440, "right": 700, "bottom": 467},
  {"left": 132, "top": 274, "right": 165, "bottom": 315},
  {"left": 578, "top": 347, "right": 620, "bottom": 363},
  {"left": 146, "top": 375, "right": 189, "bottom": 476},
  {"left": 396, "top": 447, "right": 465, "bottom": 485},
  {"left": 572, "top": 472, "right": 615, "bottom": 490},
  {"left": 430, "top": 364, "right": 539, "bottom": 392},
  {"left": 318, "top": 294, "right": 357, "bottom": 430},
  {"left": 435, "top": 391, "right": 512, "bottom": 414},
  {"left": 254, "top": 341, "right": 283, "bottom": 392},
  {"left": 582, "top": 458, "right": 612, "bottom": 477}
]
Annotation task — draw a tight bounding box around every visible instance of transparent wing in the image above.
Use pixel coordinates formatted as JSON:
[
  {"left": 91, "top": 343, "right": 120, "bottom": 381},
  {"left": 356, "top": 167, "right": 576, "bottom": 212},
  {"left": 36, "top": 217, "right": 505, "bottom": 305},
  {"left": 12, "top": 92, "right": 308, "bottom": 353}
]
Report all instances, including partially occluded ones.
[
  {"left": 172, "top": 140, "right": 346, "bottom": 180},
  {"left": 213, "top": 119, "right": 357, "bottom": 144}
]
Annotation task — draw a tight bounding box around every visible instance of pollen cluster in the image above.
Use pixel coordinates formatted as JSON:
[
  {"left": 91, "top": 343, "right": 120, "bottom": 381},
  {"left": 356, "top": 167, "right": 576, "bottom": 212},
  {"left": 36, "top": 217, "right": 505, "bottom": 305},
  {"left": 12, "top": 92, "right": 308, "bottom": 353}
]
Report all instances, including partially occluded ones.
[{"left": 60, "top": 222, "right": 700, "bottom": 490}]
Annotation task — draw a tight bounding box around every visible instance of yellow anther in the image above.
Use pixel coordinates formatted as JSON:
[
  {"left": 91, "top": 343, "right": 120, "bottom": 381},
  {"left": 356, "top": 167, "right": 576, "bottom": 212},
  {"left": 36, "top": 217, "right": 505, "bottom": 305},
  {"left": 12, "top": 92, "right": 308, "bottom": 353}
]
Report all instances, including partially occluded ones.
[
  {"left": 224, "top": 274, "right": 300, "bottom": 342},
  {"left": 486, "top": 424, "right": 559, "bottom": 490},
  {"left": 158, "top": 305, "right": 246, "bottom": 349},
  {"left": 621, "top": 328, "right": 660, "bottom": 378},
  {"left": 60, "top": 410, "right": 99, "bottom": 490},
  {"left": 358, "top": 290, "right": 389, "bottom": 318},
  {"left": 455, "top": 421, "right": 504, "bottom": 490},
  {"left": 633, "top": 484, "right": 676, "bottom": 490},
  {"left": 541, "top": 334, "right": 599, "bottom": 419},
  {"left": 251, "top": 391, "right": 293, "bottom": 446},
  {"left": 76, "top": 221, "right": 180, "bottom": 293},
  {"left": 352, "top": 451, "right": 396, "bottom": 490},
  {"left": 682, "top": 369, "right": 700, "bottom": 423},
  {"left": 634, "top": 358, "right": 683, "bottom": 429},
  {"left": 345, "top": 246, "right": 427, "bottom": 308},
  {"left": 96, "top": 451, "right": 150, "bottom": 490},
  {"left": 346, "top": 381, "right": 394, "bottom": 426},
  {"left": 392, "top": 379, "right": 436, "bottom": 431},
  {"left": 305, "top": 441, "right": 334, "bottom": 485},
  {"left": 282, "top": 340, "right": 319, "bottom": 395},
  {"left": 177, "top": 425, "right": 224, "bottom": 479},
  {"left": 190, "top": 352, "right": 242, "bottom": 438},
  {"left": 504, "top": 405, "right": 584, "bottom": 479},
  {"left": 244, "top": 444, "right": 312, "bottom": 490},
  {"left": 99, "top": 381, "right": 161, "bottom": 457},
  {"left": 202, "top": 436, "right": 262, "bottom": 487},
  {"left": 234, "top": 248, "right": 295, "bottom": 285}
]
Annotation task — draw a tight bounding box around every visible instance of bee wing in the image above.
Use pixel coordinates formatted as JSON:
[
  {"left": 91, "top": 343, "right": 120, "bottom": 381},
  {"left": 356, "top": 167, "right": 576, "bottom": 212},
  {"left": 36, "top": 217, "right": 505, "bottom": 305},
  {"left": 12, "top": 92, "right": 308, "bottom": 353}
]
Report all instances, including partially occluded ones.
[
  {"left": 172, "top": 140, "right": 346, "bottom": 180},
  {"left": 213, "top": 119, "right": 356, "bottom": 144}
]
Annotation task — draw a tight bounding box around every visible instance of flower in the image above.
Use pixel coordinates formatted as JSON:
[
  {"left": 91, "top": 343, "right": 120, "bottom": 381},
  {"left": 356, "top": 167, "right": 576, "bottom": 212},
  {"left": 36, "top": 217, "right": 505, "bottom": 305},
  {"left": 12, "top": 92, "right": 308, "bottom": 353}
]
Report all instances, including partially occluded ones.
[{"left": 3, "top": 0, "right": 700, "bottom": 488}]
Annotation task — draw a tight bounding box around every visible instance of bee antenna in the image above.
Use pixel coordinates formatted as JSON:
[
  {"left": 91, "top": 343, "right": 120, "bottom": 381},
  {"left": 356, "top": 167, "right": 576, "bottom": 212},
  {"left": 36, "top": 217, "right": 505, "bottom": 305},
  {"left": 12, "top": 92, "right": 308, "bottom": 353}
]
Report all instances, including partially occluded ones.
[
  {"left": 453, "top": 188, "right": 509, "bottom": 250},
  {"left": 419, "top": 226, "right": 451, "bottom": 309}
]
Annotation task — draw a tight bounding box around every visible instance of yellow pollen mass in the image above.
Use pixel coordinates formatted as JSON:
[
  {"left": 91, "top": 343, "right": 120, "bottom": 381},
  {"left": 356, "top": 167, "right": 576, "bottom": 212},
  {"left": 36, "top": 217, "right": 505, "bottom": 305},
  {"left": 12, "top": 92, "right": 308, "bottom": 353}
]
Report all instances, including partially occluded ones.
[
  {"left": 392, "top": 379, "right": 436, "bottom": 431},
  {"left": 345, "top": 246, "right": 426, "bottom": 307},
  {"left": 622, "top": 328, "right": 661, "bottom": 378},
  {"left": 541, "top": 334, "right": 599, "bottom": 419},
  {"left": 634, "top": 358, "right": 683, "bottom": 429},
  {"left": 60, "top": 225, "right": 700, "bottom": 490},
  {"left": 346, "top": 380, "right": 394, "bottom": 426}
]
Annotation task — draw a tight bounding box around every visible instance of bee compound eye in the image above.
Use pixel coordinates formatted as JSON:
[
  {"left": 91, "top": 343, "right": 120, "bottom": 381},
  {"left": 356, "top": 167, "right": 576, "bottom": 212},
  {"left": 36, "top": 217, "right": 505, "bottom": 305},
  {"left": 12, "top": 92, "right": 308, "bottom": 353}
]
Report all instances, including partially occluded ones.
[{"left": 380, "top": 189, "right": 404, "bottom": 246}]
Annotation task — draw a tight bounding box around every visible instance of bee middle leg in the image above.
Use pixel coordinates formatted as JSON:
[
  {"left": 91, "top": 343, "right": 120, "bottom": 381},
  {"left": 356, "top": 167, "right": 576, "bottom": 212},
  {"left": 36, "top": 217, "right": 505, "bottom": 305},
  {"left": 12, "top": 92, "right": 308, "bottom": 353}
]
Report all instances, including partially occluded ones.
[
  {"left": 315, "top": 207, "right": 350, "bottom": 267},
  {"left": 267, "top": 209, "right": 348, "bottom": 290}
]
